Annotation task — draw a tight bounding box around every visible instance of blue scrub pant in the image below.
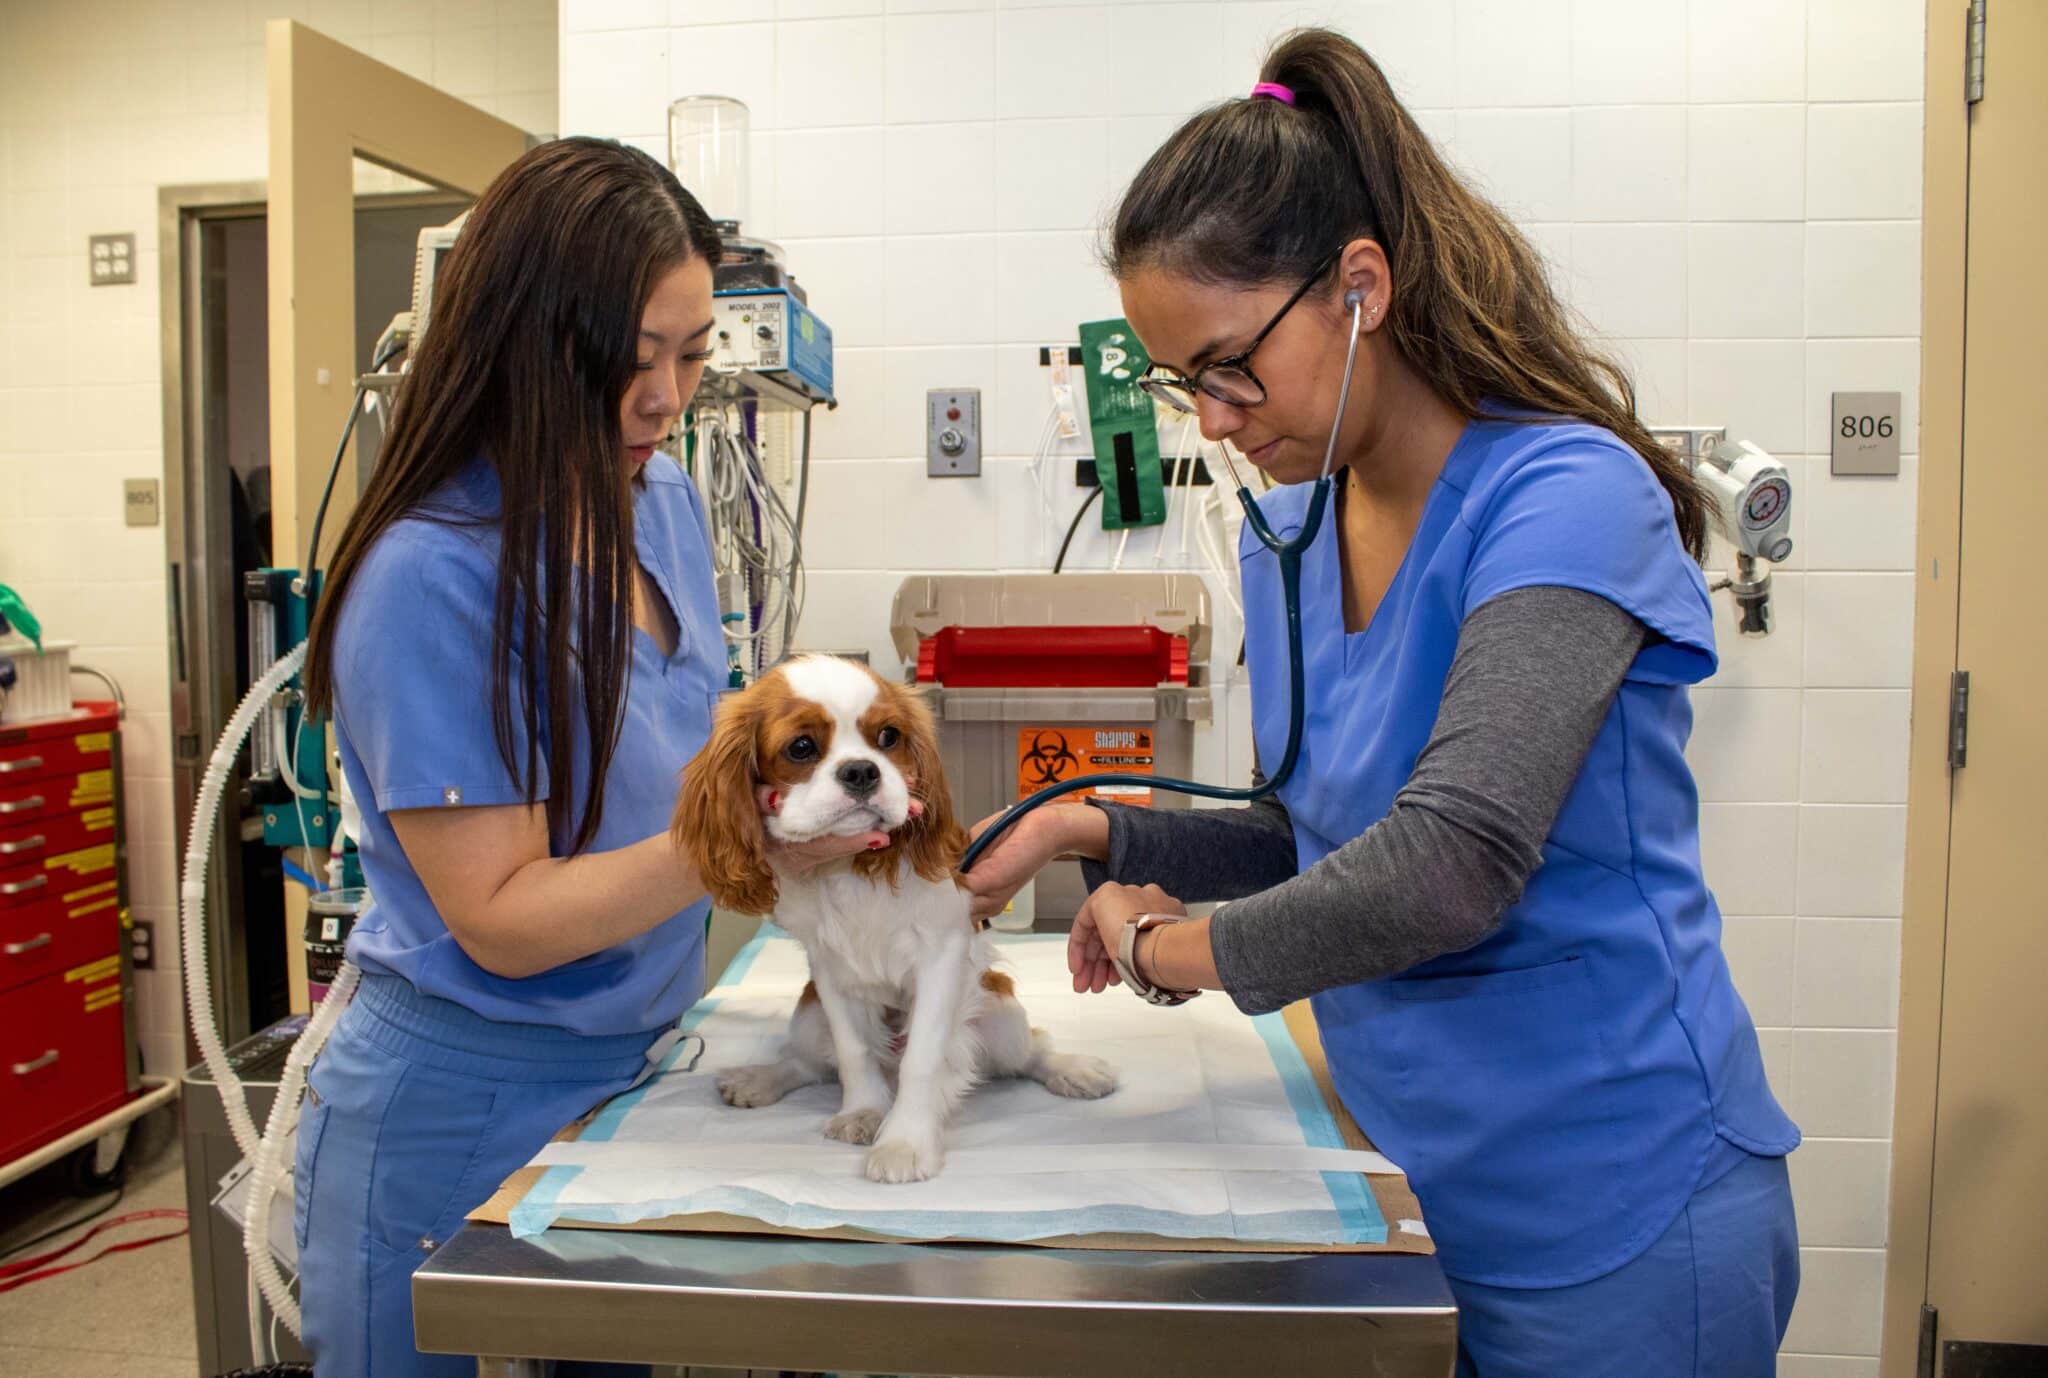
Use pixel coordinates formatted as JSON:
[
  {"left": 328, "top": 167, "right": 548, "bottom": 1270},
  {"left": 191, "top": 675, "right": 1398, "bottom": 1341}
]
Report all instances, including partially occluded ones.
[
  {"left": 295, "top": 972, "right": 658, "bottom": 1377},
  {"left": 1451, "top": 1151, "right": 1800, "bottom": 1377}
]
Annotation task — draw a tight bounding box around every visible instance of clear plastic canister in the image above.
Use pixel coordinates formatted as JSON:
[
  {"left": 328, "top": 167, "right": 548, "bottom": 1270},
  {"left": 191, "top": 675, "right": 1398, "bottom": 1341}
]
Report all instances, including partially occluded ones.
[
  {"left": 305, "top": 886, "right": 371, "bottom": 1003},
  {"left": 668, "top": 95, "right": 750, "bottom": 228}
]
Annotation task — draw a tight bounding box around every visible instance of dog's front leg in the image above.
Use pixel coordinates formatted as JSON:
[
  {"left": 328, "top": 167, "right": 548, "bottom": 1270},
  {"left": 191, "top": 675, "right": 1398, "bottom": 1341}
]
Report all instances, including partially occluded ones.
[
  {"left": 810, "top": 967, "right": 892, "bottom": 1146},
  {"left": 865, "top": 933, "right": 974, "bottom": 1183}
]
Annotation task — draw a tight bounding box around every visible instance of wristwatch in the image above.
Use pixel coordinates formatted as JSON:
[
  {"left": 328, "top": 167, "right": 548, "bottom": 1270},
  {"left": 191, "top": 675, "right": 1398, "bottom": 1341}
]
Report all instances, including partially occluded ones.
[{"left": 1115, "top": 913, "right": 1202, "bottom": 1006}]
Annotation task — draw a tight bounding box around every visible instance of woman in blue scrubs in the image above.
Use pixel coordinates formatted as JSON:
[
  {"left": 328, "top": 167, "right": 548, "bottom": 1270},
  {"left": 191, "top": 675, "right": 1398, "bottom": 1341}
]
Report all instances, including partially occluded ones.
[
  {"left": 295, "top": 139, "right": 878, "bottom": 1376},
  {"left": 966, "top": 30, "right": 1801, "bottom": 1377}
]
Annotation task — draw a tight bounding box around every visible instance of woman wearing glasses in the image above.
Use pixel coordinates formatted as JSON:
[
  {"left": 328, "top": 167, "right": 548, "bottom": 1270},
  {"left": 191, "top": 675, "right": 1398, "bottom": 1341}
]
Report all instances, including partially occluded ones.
[{"left": 964, "top": 28, "right": 1801, "bottom": 1378}]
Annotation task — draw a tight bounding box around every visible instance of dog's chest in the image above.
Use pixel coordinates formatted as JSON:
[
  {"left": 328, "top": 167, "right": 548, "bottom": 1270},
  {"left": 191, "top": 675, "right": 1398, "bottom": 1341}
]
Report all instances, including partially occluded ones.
[{"left": 776, "top": 878, "right": 925, "bottom": 999}]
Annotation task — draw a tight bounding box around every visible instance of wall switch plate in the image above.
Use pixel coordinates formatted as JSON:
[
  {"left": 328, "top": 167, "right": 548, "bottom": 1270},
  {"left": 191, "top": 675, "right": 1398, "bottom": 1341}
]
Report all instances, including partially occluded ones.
[
  {"left": 131, "top": 919, "right": 155, "bottom": 971},
  {"left": 927, "top": 388, "right": 981, "bottom": 477},
  {"left": 1831, "top": 391, "right": 1903, "bottom": 475},
  {"left": 123, "top": 478, "right": 160, "bottom": 527},
  {"left": 89, "top": 233, "right": 136, "bottom": 286}
]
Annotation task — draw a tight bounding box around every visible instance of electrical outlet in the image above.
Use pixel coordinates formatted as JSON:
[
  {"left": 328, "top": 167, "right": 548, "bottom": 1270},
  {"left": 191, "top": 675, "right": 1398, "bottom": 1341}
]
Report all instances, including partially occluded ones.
[
  {"left": 927, "top": 388, "right": 982, "bottom": 478},
  {"left": 130, "top": 919, "right": 155, "bottom": 971},
  {"left": 89, "top": 233, "right": 136, "bottom": 286}
]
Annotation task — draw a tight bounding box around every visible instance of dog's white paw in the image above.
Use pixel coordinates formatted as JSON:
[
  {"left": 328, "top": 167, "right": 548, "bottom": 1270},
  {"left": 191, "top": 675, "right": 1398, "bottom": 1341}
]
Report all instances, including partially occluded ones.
[
  {"left": 1043, "top": 1054, "right": 1118, "bottom": 1100},
  {"left": 863, "top": 1136, "right": 943, "bottom": 1183},
  {"left": 825, "top": 1107, "right": 886, "bottom": 1145},
  {"left": 717, "top": 1064, "right": 789, "bottom": 1108}
]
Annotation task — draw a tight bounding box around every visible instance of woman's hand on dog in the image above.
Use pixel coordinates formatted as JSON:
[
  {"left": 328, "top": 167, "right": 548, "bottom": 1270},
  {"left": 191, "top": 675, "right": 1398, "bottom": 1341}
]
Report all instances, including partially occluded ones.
[
  {"left": 756, "top": 786, "right": 922, "bottom": 876},
  {"left": 959, "top": 803, "right": 1110, "bottom": 923}
]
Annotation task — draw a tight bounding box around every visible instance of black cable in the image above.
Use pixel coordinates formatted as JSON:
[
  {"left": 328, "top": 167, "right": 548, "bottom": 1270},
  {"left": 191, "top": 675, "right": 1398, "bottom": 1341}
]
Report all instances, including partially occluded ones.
[
  {"left": 1052, "top": 487, "right": 1103, "bottom": 574},
  {"left": 794, "top": 405, "right": 813, "bottom": 540},
  {"left": 299, "top": 337, "right": 406, "bottom": 600},
  {"left": 0, "top": 1185, "right": 124, "bottom": 1264}
]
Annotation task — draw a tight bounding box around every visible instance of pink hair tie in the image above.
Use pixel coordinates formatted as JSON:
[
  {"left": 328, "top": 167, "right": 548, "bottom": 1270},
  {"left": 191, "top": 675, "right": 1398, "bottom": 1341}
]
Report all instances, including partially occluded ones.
[{"left": 1250, "top": 81, "right": 1297, "bottom": 105}]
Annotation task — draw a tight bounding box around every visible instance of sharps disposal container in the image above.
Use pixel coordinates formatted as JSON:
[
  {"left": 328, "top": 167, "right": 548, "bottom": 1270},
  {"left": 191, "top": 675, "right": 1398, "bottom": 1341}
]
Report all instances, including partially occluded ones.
[{"left": 892, "top": 574, "right": 1212, "bottom": 931}]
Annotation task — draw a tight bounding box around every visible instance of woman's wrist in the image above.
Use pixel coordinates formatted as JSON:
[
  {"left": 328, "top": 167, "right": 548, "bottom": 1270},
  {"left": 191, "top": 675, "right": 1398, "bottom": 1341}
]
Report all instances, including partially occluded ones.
[
  {"left": 1139, "top": 916, "right": 1218, "bottom": 993},
  {"left": 1047, "top": 802, "right": 1111, "bottom": 863}
]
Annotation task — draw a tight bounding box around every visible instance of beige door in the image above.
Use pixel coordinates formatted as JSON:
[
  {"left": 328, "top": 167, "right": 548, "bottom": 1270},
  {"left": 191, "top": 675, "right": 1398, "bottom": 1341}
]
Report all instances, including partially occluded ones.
[
  {"left": 265, "top": 20, "right": 531, "bottom": 1009},
  {"left": 1885, "top": 3, "right": 2048, "bottom": 1372}
]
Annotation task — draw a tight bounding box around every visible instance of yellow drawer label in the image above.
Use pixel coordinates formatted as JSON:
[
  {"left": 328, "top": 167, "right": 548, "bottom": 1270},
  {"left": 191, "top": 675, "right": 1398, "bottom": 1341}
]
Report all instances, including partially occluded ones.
[
  {"left": 65, "top": 954, "right": 121, "bottom": 984},
  {"left": 45, "top": 843, "right": 115, "bottom": 877}
]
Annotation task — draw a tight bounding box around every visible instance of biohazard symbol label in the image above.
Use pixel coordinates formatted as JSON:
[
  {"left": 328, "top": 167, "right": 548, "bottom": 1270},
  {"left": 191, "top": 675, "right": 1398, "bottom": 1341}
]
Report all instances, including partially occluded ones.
[
  {"left": 1019, "top": 731, "right": 1083, "bottom": 788},
  {"left": 1016, "top": 727, "right": 1154, "bottom": 806}
]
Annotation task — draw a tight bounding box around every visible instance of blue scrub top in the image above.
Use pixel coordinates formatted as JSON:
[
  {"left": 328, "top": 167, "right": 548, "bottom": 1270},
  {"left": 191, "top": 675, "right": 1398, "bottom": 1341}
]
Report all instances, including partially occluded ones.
[
  {"left": 330, "top": 453, "right": 723, "bottom": 1037},
  {"left": 1239, "top": 413, "right": 1799, "bottom": 1289}
]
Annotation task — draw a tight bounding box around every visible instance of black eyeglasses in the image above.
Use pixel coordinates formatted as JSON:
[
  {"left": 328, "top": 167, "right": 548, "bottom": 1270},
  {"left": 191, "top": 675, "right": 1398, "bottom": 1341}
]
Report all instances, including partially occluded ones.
[{"left": 1138, "top": 250, "right": 1341, "bottom": 414}]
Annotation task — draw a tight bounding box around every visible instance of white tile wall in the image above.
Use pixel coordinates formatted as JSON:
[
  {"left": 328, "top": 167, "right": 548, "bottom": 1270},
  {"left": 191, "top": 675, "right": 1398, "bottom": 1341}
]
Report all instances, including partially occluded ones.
[
  {"left": 1572, "top": 106, "right": 1685, "bottom": 221},
  {"left": 1455, "top": 0, "right": 1570, "bottom": 109},
  {"left": 1807, "top": 104, "right": 1924, "bottom": 221},
  {"left": 1568, "top": 223, "right": 1688, "bottom": 339},
  {"left": 1690, "top": 0, "right": 1806, "bottom": 103},
  {"left": 1449, "top": 109, "right": 1573, "bottom": 224},
  {"left": 1805, "top": 574, "right": 1916, "bottom": 687},
  {"left": 1798, "top": 805, "right": 1908, "bottom": 917},
  {"left": 1690, "top": 104, "right": 1806, "bottom": 223},
  {"left": 1795, "top": 917, "right": 1902, "bottom": 1029},
  {"left": 1788, "top": 1137, "right": 1892, "bottom": 1248},
  {"left": 1807, "top": 220, "right": 1923, "bottom": 339},
  {"left": 1782, "top": 1247, "right": 1887, "bottom": 1357},
  {"left": 1722, "top": 914, "right": 1797, "bottom": 1027},
  {"left": 0, "top": 0, "right": 555, "bottom": 1084},
  {"left": 1690, "top": 222, "right": 1806, "bottom": 338},
  {"left": 1807, "top": 0, "right": 1926, "bottom": 103},
  {"left": 1800, "top": 691, "right": 1911, "bottom": 804},
  {"left": 1569, "top": 0, "right": 1685, "bottom": 106}
]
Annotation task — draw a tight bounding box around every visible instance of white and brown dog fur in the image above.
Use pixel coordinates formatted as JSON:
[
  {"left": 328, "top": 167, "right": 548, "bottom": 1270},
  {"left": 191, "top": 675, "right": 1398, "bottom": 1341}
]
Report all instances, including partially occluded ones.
[{"left": 673, "top": 655, "right": 1117, "bottom": 1183}]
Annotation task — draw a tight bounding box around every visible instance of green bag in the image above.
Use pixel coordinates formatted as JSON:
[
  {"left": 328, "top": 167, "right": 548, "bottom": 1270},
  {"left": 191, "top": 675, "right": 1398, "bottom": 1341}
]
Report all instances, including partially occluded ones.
[
  {"left": 0, "top": 584, "right": 41, "bottom": 649},
  {"left": 1078, "top": 318, "right": 1167, "bottom": 531}
]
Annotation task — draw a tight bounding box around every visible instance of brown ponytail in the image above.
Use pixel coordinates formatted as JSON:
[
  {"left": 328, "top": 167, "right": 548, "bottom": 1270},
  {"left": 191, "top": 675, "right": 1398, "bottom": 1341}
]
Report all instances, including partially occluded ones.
[{"left": 1109, "top": 28, "right": 1709, "bottom": 560}]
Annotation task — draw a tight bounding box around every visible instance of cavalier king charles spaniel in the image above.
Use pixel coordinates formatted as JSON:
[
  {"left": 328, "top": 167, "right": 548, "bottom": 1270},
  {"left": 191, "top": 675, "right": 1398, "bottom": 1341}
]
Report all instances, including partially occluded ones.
[{"left": 673, "top": 655, "right": 1117, "bottom": 1183}]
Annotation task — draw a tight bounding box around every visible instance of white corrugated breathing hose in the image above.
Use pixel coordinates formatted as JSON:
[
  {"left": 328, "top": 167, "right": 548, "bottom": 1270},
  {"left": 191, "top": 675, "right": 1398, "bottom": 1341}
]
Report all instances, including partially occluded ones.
[{"left": 179, "top": 638, "right": 360, "bottom": 1353}]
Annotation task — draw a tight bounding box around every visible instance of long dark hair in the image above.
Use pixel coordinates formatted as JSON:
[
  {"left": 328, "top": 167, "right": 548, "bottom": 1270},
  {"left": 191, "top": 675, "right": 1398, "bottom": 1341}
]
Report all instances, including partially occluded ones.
[
  {"left": 1108, "top": 29, "right": 1709, "bottom": 559},
  {"left": 306, "top": 138, "right": 723, "bottom": 853}
]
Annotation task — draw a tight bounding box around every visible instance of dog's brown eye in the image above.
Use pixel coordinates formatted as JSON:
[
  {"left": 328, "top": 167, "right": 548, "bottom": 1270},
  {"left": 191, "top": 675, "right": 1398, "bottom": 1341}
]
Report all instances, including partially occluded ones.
[
  {"left": 787, "top": 736, "right": 819, "bottom": 762},
  {"left": 875, "top": 726, "right": 902, "bottom": 750}
]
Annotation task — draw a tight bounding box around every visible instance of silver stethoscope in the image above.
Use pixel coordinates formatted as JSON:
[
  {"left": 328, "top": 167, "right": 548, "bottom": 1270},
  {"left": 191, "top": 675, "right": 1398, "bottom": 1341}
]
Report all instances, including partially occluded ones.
[{"left": 960, "top": 290, "right": 1366, "bottom": 874}]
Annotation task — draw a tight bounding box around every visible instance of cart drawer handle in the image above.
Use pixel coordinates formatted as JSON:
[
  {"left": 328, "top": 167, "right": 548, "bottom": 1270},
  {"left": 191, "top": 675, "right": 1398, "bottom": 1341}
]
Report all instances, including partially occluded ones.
[
  {"left": 0, "top": 796, "right": 45, "bottom": 816},
  {"left": 0, "top": 835, "right": 44, "bottom": 857},
  {"left": 0, "top": 756, "right": 43, "bottom": 775},
  {"left": 3, "top": 932, "right": 52, "bottom": 955},
  {"left": 11, "top": 1049, "right": 59, "bottom": 1076},
  {"left": 0, "top": 874, "right": 47, "bottom": 897}
]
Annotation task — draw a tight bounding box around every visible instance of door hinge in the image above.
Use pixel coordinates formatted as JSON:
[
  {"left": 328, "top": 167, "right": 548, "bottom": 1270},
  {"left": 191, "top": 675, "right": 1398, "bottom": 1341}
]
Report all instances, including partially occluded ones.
[
  {"left": 1967, "top": 0, "right": 1987, "bottom": 104},
  {"left": 1919, "top": 1304, "right": 1939, "bottom": 1378},
  {"left": 1949, "top": 671, "right": 1970, "bottom": 769}
]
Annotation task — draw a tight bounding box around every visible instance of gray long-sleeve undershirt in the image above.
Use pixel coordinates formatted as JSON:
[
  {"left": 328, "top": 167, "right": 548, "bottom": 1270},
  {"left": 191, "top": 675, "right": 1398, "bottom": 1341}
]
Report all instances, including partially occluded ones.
[{"left": 1079, "top": 584, "right": 1648, "bottom": 1016}]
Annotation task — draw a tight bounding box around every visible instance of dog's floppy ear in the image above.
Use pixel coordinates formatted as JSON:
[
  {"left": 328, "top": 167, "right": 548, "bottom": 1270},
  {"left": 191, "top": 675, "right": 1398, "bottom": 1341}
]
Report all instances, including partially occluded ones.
[
  {"left": 675, "top": 694, "right": 779, "bottom": 916},
  {"left": 857, "top": 681, "right": 967, "bottom": 887}
]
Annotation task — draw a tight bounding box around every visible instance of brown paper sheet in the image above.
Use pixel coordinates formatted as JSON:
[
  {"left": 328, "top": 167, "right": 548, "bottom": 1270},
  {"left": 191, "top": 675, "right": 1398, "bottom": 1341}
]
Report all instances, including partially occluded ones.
[{"left": 469, "top": 1000, "right": 1433, "bottom": 1257}]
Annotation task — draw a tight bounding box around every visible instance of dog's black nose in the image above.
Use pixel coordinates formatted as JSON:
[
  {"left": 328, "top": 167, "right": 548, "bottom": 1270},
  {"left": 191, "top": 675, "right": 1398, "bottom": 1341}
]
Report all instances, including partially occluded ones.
[{"left": 836, "top": 760, "right": 882, "bottom": 798}]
